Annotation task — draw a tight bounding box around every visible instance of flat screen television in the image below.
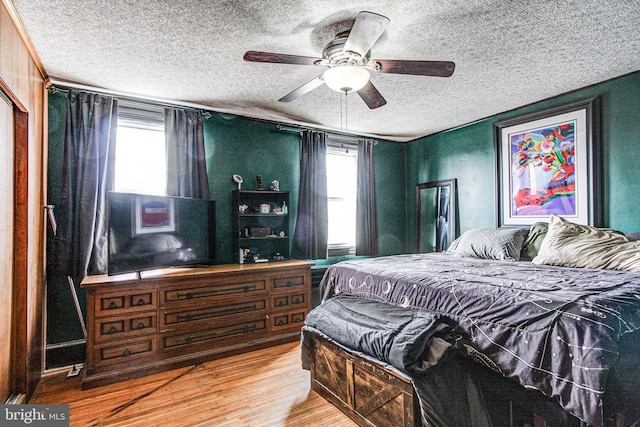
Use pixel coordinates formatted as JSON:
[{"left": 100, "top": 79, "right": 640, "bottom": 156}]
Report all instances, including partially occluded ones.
[{"left": 107, "top": 192, "right": 216, "bottom": 276}]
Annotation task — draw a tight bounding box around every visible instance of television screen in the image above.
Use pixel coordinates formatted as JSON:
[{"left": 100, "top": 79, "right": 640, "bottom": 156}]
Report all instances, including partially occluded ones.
[{"left": 107, "top": 192, "right": 216, "bottom": 275}]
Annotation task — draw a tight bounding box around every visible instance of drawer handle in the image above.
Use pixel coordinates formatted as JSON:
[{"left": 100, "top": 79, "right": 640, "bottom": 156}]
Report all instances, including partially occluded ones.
[
  {"left": 136, "top": 298, "right": 146, "bottom": 306},
  {"left": 176, "top": 284, "right": 258, "bottom": 300},
  {"left": 108, "top": 326, "right": 118, "bottom": 334},
  {"left": 123, "top": 348, "right": 131, "bottom": 357},
  {"left": 109, "top": 301, "right": 117, "bottom": 309},
  {"left": 276, "top": 318, "right": 286, "bottom": 326},
  {"left": 286, "top": 281, "right": 293, "bottom": 287},
  {"left": 276, "top": 300, "right": 285, "bottom": 307},
  {"left": 292, "top": 297, "right": 301, "bottom": 304},
  {"left": 136, "top": 322, "right": 146, "bottom": 329}
]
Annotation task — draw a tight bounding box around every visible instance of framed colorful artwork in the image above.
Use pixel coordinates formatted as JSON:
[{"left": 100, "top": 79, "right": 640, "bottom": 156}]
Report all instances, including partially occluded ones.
[
  {"left": 134, "top": 196, "right": 175, "bottom": 235},
  {"left": 494, "top": 97, "right": 600, "bottom": 227}
]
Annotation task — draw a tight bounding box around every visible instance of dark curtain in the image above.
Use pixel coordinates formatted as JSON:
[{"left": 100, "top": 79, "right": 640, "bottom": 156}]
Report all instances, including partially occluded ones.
[
  {"left": 356, "top": 139, "right": 379, "bottom": 256},
  {"left": 165, "top": 107, "right": 210, "bottom": 199},
  {"left": 58, "top": 90, "right": 117, "bottom": 277},
  {"left": 293, "top": 130, "right": 328, "bottom": 259}
]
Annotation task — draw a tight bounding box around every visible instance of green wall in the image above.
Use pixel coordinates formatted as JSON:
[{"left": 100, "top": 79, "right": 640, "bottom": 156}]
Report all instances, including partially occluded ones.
[
  {"left": 201, "top": 112, "right": 406, "bottom": 263},
  {"left": 46, "top": 70, "right": 639, "bottom": 366},
  {"left": 202, "top": 113, "right": 302, "bottom": 264},
  {"left": 45, "top": 91, "right": 407, "bottom": 366},
  {"left": 405, "top": 71, "right": 640, "bottom": 245}
]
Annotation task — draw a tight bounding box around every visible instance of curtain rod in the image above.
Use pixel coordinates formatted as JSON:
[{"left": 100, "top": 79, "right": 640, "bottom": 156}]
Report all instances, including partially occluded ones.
[
  {"left": 46, "top": 77, "right": 218, "bottom": 117},
  {"left": 277, "top": 124, "right": 378, "bottom": 145},
  {"left": 46, "top": 78, "right": 377, "bottom": 143}
]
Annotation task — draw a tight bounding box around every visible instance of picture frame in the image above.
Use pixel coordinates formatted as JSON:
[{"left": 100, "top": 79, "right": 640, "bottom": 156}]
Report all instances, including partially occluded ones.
[
  {"left": 494, "top": 97, "right": 600, "bottom": 227},
  {"left": 133, "top": 196, "right": 175, "bottom": 235}
]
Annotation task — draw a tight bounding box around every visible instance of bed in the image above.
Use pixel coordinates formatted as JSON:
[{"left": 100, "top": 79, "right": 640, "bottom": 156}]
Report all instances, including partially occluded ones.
[{"left": 301, "top": 215, "right": 640, "bottom": 427}]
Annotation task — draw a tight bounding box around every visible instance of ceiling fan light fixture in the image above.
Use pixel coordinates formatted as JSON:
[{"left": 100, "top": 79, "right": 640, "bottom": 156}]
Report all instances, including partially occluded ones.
[{"left": 323, "top": 65, "right": 370, "bottom": 93}]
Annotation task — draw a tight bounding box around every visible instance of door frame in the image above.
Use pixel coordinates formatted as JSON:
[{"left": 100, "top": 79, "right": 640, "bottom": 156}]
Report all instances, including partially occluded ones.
[{"left": 0, "top": 77, "right": 29, "bottom": 400}]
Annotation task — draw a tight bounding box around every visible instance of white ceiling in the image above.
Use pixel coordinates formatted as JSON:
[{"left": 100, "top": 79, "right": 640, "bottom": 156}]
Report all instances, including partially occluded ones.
[{"left": 11, "top": 0, "right": 640, "bottom": 142}]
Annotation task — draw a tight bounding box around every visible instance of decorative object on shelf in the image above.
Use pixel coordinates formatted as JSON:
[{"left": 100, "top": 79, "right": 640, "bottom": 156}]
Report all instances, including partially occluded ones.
[
  {"left": 282, "top": 201, "right": 288, "bottom": 214},
  {"left": 251, "top": 227, "right": 271, "bottom": 238},
  {"left": 494, "top": 97, "right": 600, "bottom": 227},
  {"left": 239, "top": 204, "right": 248, "bottom": 213},
  {"left": 233, "top": 190, "right": 290, "bottom": 263},
  {"left": 270, "top": 179, "right": 280, "bottom": 191},
  {"left": 233, "top": 174, "right": 243, "bottom": 190},
  {"left": 256, "top": 175, "right": 263, "bottom": 190}
]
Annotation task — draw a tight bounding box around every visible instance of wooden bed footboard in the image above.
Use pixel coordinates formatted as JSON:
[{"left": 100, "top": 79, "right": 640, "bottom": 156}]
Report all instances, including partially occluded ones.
[
  {"left": 309, "top": 332, "right": 421, "bottom": 427},
  {"left": 307, "top": 330, "right": 632, "bottom": 427},
  {"left": 309, "top": 334, "right": 422, "bottom": 427}
]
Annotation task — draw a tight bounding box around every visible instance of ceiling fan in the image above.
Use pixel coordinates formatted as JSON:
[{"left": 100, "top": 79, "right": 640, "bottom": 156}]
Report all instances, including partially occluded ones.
[{"left": 243, "top": 11, "right": 455, "bottom": 109}]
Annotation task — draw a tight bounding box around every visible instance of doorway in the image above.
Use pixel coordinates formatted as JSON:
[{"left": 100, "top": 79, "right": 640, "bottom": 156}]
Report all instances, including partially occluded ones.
[
  {"left": 0, "top": 84, "right": 30, "bottom": 403},
  {"left": 0, "top": 90, "right": 15, "bottom": 402}
]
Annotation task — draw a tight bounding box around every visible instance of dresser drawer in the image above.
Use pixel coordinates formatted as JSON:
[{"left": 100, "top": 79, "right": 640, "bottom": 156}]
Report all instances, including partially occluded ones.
[
  {"left": 95, "top": 312, "right": 156, "bottom": 342},
  {"left": 94, "top": 336, "right": 156, "bottom": 367},
  {"left": 271, "top": 292, "right": 306, "bottom": 311},
  {"left": 270, "top": 310, "right": 306, "bottom": 332},
  {"left": 162, "top": 280, "right": 266, "bottom": 304},
  {"left": 162, "top": 318, "right": 267, "bottom": 351},
  {"left": 81, "top": 260, "right": 313, "bottom": 389},
  {"left": 95, "top": 290, "right": 157, "bottom": 317},
  {"left": 161, "top": 298, "right": 267, "bottom": 330},
  {"left": 272, "top": 275, "right": 305, "bottom": 291}
]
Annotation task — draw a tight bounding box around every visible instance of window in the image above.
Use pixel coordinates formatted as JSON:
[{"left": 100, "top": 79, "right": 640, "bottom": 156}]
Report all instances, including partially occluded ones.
[
  {"left": 326, "top": 142, "right": 357, "bottom": 255},
  {"left": 114, "top": 101, "right": 166, "bottom": 195}
]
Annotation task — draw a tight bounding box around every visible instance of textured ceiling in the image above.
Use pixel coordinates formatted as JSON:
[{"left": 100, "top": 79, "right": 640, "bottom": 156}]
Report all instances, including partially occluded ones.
[{"left": 11, "top": 0, "right": 640, "bottom": 142}]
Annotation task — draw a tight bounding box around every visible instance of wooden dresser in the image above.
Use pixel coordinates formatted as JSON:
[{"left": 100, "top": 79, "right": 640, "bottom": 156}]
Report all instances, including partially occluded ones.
[{"left": 81, "top": 260, "right": 312, "bottom": 389}]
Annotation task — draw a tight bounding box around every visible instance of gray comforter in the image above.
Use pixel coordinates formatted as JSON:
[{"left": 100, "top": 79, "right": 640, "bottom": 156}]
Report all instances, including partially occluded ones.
[{"left": 318, "top": 252, "right": 640, "bottom": 427}]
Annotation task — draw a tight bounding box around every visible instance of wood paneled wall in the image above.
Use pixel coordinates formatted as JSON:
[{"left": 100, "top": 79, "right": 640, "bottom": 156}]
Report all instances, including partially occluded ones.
[{"left": 0, "top": 0, "right": 47, "bottom": 400}]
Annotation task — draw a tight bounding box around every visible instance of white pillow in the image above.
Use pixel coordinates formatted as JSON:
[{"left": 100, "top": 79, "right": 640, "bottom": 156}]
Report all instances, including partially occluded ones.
[
  {"left": 532, "top": 215, "right": 640, "bottom": 272},
  {"left": 448, "top": 228, "right": 528, "bottom": 261}
]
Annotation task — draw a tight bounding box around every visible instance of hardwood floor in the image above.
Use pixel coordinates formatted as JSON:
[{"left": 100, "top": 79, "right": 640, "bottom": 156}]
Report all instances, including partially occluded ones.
[{"left": 30, "top": 342, "right": 357, "bottom": 426}]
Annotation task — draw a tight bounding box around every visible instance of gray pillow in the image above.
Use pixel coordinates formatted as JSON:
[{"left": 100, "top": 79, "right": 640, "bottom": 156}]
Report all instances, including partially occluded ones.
[
  {"left": 448, "top": 228, "right": 529, "bottom": 261},
  {"left": 520, "top": 222, "right": 548, "bottom": 261},
  {"left": 625, "top": 232, "right": 640, "bottom": 241},
  {"left": 532, "top": 215, "right": 640, "bottom": 272}
]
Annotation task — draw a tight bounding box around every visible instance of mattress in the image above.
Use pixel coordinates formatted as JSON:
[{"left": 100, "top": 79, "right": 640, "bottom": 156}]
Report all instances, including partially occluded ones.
[{"left": 318, "top": 252, "right": 640, "bottom": 426}]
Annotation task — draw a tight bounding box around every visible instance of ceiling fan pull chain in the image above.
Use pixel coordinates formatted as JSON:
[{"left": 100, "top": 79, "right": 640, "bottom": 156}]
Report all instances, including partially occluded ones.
[
  {"left": 344, "top": 91, "right": 348, "bottom": 133},
  {"left": 340, "top": 92, "right": 344, "bottom": 133}
]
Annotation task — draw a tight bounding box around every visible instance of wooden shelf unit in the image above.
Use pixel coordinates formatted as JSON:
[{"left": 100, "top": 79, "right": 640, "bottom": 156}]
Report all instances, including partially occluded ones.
[
  {"left": 81, "top": 260, "right": 312, "bottom": 389},
  {"left": 232, "top": 190, "right": 290, "bottom": 263}
]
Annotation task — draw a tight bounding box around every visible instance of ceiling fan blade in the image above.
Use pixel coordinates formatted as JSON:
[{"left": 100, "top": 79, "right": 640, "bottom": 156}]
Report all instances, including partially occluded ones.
[
  {"left": 357, "top": 81, "right": 387, "bottom": 109},
  {"left": 371, "top": 59, "right": 455, "bottom": 77},
  {"left": 344, "top": 11, "right": 390, "bottom": 58},
  {"left": 244, "top": 51, "right": 321, "bottom": 66},
  {"left": 279, "top": 75, "right": 325, "bottom": 102}
]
